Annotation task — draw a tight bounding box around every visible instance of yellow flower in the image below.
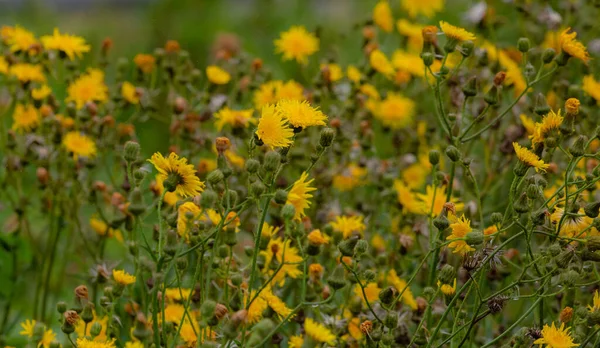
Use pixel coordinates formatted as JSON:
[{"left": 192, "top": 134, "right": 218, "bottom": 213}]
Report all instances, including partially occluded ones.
[
  {"left": 347, "top": 65, "right": 362, "bottom": 84},
  {"left": 565, "top": 98, "right": 580, "bottom": 115},
  {"left": 437, "top": 279, "right": 457, "bottom": 296},
  {"left": 331, "top": 215, "right": 366, "bottom": 239},
  {"left": 19, "top": 319, "right": 36, "bottom": 337},
  {"left": 206, "top": 65, "right": 231, "bottom": 84},
  {"left": 32, "top": 85, "right": 52, "bottom": 100},
  {"left": 480, "top": 42, "right": 527, "bottom": 96},
  {"left": 246, "top": 291, "right": 268, "bottom": 324},
  {"left": 402, "top": 162, "right": 429, "bottom": 189},
  {"left": 63, "top": 131, "right": 97, "bottom": 159},
  {"left": 332, "top": 164, "right": 367, "bottom": 192},
  {"left": 38, "top": 329, "right": 56, "bottom": 348},
  {"left": 162, "top": 303, "right": 185, "bottom": 322},
  {"left": 76, "top": 338, "right": 117, "bottom": 348},
  {"left": 177, "top": 202, "right": 201, "bottom": 239},
  {"left": 67, "top": 69, "right": 108, "bottom": 109},
  {"left": 12, "top": 104, "right": 40, "bottom": 133},
  {"left": 289, "top": 335, "right": 304, "bottom": 348},
  {"left": 396, "top": 19, "right": 423, "bottom": 52},
  {"left": 417, "top": 185, "right": 463, "bottom": 216},
  {"left": 9, "top": 63, "right": 45, "bottom": 83},
  {"left": 90, "top": 217, "right": 122, "bottom": 241},
  {"left": 76, "top": 312, "right": 108, "bottom": 341},
  {"left": 0, "top": 56, "right": 8, "bottom": 74},
  {"left": 348, "top": 317, "right": 363, "bottom": 340},
  {"left": 274, "top": 26, "right": 319, "bottom": 64},
  {"left": 260, "top": 237, "right": 303, "bottom": 286},
  {"left": 260, "top": 287, "right": 295, "bottom": 319},
  {"left": 276, "top": 99, "right": 327, "bottom": 129},
  {"left": 214, "top": 107, "right": 255, "bottom": 131},
  {"left": 164, "top": 288, "right": 193, "bottom": 302},
  {"left": 255, "top": 104, "right": 294, "bottom": 149},
  {"left": 253, "top": 80, "right": 304, "bottom": 109},
  {"left": 304, "top": 318, "right": 336, "bottom": 345},
  {"left": 520, "top": 114, "right": 536, "bottom": 135},
  {"left": 583, "top": 75, "right": 600, "bottom": 103},
  {"left": 124, "top": 342, "right": 144, "bottom": 348},
  {"left": 530, "top": 109, "right": 563, "bottom": 147},
  {"left": 148, "top": 152, "right": 205, "bottom": 198},
  {"left": 6, "top": 26, "right": 38, "bottom": 54},
  {"left": 439, "top": 21, "right": 476, "bottom": 42},
  {"left": 401, "top": 0, "right": 444, "bottom": 18},
  {"left": 121, "top": 82, "right": 139, "bottom": 104},
  {"left": 373, "top": 1, "right": 393, "bottom": 33},
  {"left": 483, "top": 225, "right": 498, "bottom": 236},
  {"left": 394, "top": 180, "right": 422, "bottom": 214},
  {"left": 589, "top": 290, "right": 600, "bottom": 312},
  {"left": 392, "top": 50, "right": 425, "bottom": 78},
  {"left": 286, "top": 172, "right": 316, "bottom": 220},
  {"left": 113, "top": 269, "right": 136, "bottom": 285},
  {"left": 447, "top": 215, "right": 475, "bottom": 255},
  {"left": 551, "top": 207, "right": 596, "bottom": 239},
  {"left": 225, "top": 149, "right": 245, "bottom": 168},
  {"left": 533, "top": 322, "right": 579, "bottom": 348},
  {"left": 369, "top": 49, "right": 394, "bottom": 77},
  {"left": 320, "top": 63, "right": 343, "bottom": 82},
  {"left": 354, "top": 282, "right": 381, "bottom": 303},
  {"left": 387, "top": 269, "right": 417, "bottom": 310},
  {"left": 41, "top": 28, "right": 90, "bottom": 60},
  {"left": 512, "top": 142, "right": 550, "bottom": 173},
  {"left": 560, "top": 27, "right": 589, "bottom": 64},
  {"left": 133, "top": 54, "right": 156, "bottom": 74},
  {"left": 307, "top": 229, "right": 330, "bottom": 246},
  {"left": 374, "top": 92, "right": 415, "bottom": 129}
]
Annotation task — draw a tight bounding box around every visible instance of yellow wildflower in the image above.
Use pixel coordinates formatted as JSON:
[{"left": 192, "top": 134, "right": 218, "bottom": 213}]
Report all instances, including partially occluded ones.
[
  {"left": 439, "top": 21, "right": 476, "bottom": 42},
  {"left": 112, "top": 269, "right": 136, "bottom": 285},
  {"left": 41, "top": 28, "right": 90, "bottom": 60},
  {"left": 206, "top": 65, "right": 231, "bottom": 84},
  {"left": 148, "top": 152, "right": 205, "bottom": 198},
  {"left": 373, "top": 1, "right": 393, "bottom": 33},
  {"left": 512, "top": 142, "right": 550, "bottom": 173},
  {"left": 286, "top": 172, "right": 316, "bottom": 220},
  {"left": 121, "top": 82, "right": 139, "bottom": 104},
  {"left": 214, "top": 107, "right": 255, "bottom": 131},
  {"left": 274, "top": 26, "right": 319, "bottom": 64},
  {"left": 447, "top": 215, "right": 475, "bottom": 255},
  {"left": 560, "top": 27, "right": 590, "bottom": 64},
  {"left": 63, "top": 132, "right": 97, "bottom": 159},
  {"left": 255, "top": 104, "right": 294, "bottom": 148},
  {"left": 12, "top": 104, "right": 40, "bottom": 133},
  {"left": 67, "top": 69, "right": 108, "bottom": 109},
  {"left": 331, "top": 215, "right": 366, "bottom": 239},
  {"left": 533, "top": 322, "right": 579, "bottom": 348},
  {"left": 304, "top": 318, "right": 336, "bottom": 345},
  {"left": 276, "top": 99, "right": 327, "bottom": 129},
  {"left": 369, "top": 49, "right": 394, "bottom": 77}
]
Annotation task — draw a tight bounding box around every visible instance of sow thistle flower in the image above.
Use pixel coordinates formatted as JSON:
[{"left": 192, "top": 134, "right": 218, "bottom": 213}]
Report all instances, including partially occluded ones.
[
  {"left": 582, "top": 75, "right": 600, "bottom": 103},
  {"left": 260, "top": 237, "right": 303, "bottom": 286},
  {"left": 559, "top": 27, "right": 590, "bottom": 64},
  {"left": 387, "top": 269, "right": 418, "bottom": 309},
  {"left": 331, "top": 215, "right": 366, "bottom": 239},
  {"left": 41, "top": 28, "right": 90, "bottom": 60},
  {"left": 274, "top": 25, "right": 319, "bottom": 64},
  {"left": 533, "top": 322, "right": 579, "bottom": 348},
  {"left": 304, "top": 318, "right": 336, "bottom": 345},
  {"left": 512, "top": 142, "right": 550, "bottom": 173},
  {"left": 550, "top": 207, "right": 596, "bottom": 239},
  {"left": 253, "top": 80, "right": 304, "bottom": 109},
  {"left": 589, "top": 290, "right": 600, "bottom": 312},
  {"left": 447, "top": 215, "right": 475, "bottom": 255},
  {"left": 286, "top": 172, "right": 316, "bottom": 220},
  {"left": 354, "top": 282, "right": 381, "bottom": 303},
  {"left": 214, "top": 106, "right": 255, "bottom": 131},
  {"left": 332, "top": 164, "right": 367, "bottom": 192},
  {"left": 113, "top": 269, "right": 136, "bottom": 285},
  {"left": 19, "top": 319, "right": 36, "bottom": 337},
  {"left": 530, "top": 109, "right": 563, "bottom": 147},
  {"left": 121, "top": 81, "right": 140, "bottom": 104},
  {"left": 373, "top": 1, "right": 393, "bottom": 33},
  {"left": 437, "top": 278, "right": 457, "bottom": 296},
  {"left": 369, "top": 49, "right": 395, "bottom": 77},
  {"left": 401, "top": 0, "right": 444, "bottom": 19},
  {"left": 320, "top": 63, "right": 343, "bottom": 82},
  {"left": 148, "top": 152, "right": 205, "bottom": 198},
  {"left": 439, "top": 21, "right": 475, "bottom": 52},
  {"left": 276, "top": 99, "right": 327, "bottom": 129},
  {"left": 31, "top": 84, "right": 52, "bottom": 100},
  {"left": 9, "top": 63, "right": 46, "bottom": 83},
  {"left": 133, "top": 53, "right": 156, "bottom": 74},
  {"left": 63, "top": 131, "right": 97, "bottom": 159},
  {"left": 255, "top": 104, "right": 294, "bottom": 149},
  {"left": 67, "top": 68, "right": 108, "bottom": 109},
  {"left": 12, "top": 104, "right": 40, "bottom": 133},
  {"left": 206, "top": 65, "right": 231, "bottom": 85},
  {"left": 373, "top": 92, "right": 415, "bottom": 129},
  {"left": 77, "top": 337, "right": 116, "bottom": 348},
  {"left": 5, "top": 25, "right": 38, "bottom": 54}
]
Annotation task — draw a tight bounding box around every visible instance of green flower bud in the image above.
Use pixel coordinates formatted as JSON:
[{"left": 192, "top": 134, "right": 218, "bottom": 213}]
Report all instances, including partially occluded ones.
[
  {"left": 585, "top": 202, "right": 600, "bottom": 219},
  {"left": 490, "top": 212, "right": 503, "bottom": 225},
  {"left": 128, "top": 188, "right": 146, "bottom": 216},
  {"left": 534, "top": 93, "right": 551, "bottom": 116},
  {"left": 423, "top": 286, "right": 436, "bottom": 301},
  {"left": 56, "top": 301, "right": 67, "bottom": 314},
  {"left": 319, "top": 128, "right": 336, "bottom": 147},
  {"left": 460, "top": 40, "right": 474, "bottom": 57},
  {"left": 429, "top": 150, "right": 440, "bottom": 166},
  {"left": 445, "top": 146, "right": 461, "bottom": 162},
  {"left": 201, "top": 300, "right": 217, "bottom": 319},
  {"left": 281, "top": 204, "right": 296, "bottom": 220},
  {"left": 207, "top": 169, "right": 224, "bottom": 185},
  {"left": 569, "top": 135, "right": 587, "bottom": 158},
  {"left": 123, "top": 141, "right": 140, "bottom": 163},
  {"left": 384, "top": 312, "right": 399, "bottom": 329},
  {"left": 90, "top": 322, "right": 103, "bottom": 338},
  {"left": 81, "top": 303, "right": 94, "bottom": 323},
  {"left": 466, "top": 231, "right": 484, "bottom": 246},
  {"left": 245, "top": 158, "right": 260, "bottom": 174},
  {"left": 561, "top": 269, "right": 580, "bottom": 287},
  {"left": 274, "top": 189, "right": 287, "bottom": 205},
  {"left": 421, "top": 52, "right": 434, "bottom": 67},
  {"left": 556, "top": 249, "right": 575, "bottom": 268},
  {"left": 200, "top": 189, "right": 218, "bottom": 209},
  {"left": 354, "top": 239, "right": 369, "bottom": 256},
  {"left": 263, "top": 151, "right": 280, "bottom": 172},
  {"left": 438, "top": 264, "right": 456, "bottom": 284},
  {"left": 378, "top": 286, "right": 398, "bottom": 306},
  {"left": 532, "top": 209, "right": 547, "bottom": 226},
  {"left": 250, "top": 181, "right": 265, "bottom": 198},
  {"left": 542, "top": 48, "right": 556, "bottom": 64},
  {"left": 462, "top": 76, "right": 478, "bottom": 97},
  {"left": 484, "top": 85, "right": 499, "bottom": 105},
  {"left": 176, "top": 257, "right": 188, "bottom": 270},
  {"left": 339, "top": 238, "right": 359, "bottom": 257},
  {"left": 433, "top": 215, "right": 450, "bottom": 231},
  {"left": 526, "top": 184, "right": 541, "bottom": 200},
  {"left": 517, "top": 38, "right": 530, "bottom": 53},
  {"left": 230, "top": 274, "right": 243, "bottom": 286},
  {"left": 513, "top": 193, "right": 530, "bottom": 214},
  {"left": 327, "top": 264, "right": 348, "bottom": 290}
]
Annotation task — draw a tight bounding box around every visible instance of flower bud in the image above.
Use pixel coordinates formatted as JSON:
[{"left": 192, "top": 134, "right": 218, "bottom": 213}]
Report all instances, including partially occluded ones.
[
  {"left": 542, "top": 48, "right": 556, "bottom": 64},
  {"left": 207, "top": 170, "right": 224, "bottom": 185},
  {"left": 585, "top": 202, "right": 600, "bottom": 219},
  {"left": 249, "top": 181, "right": 266, "bottom": 198},
  {"left": 378, "top": 286, "right": 397, "bottom": 306},
  {"left": 339, "top": 238, "right": 359, "bottom": 257},
  {"left": 493, "top": 72, "right": 506, "bottom": 86},
  {"left": 319, "top": 128, "right": 336, "bottom": 147},
  {"left": 517, "top": 37, "right": 530, "bottom": 53},
  {"left": 462, "top": 76, "right": 477, "bottom": 97},
  {"left": 490, "top": 212, "right": 503, "bottom": 225},
  {"left": 438, "top": 264, "right": 456, "bottom": 284},
  {"left": 384, "top": 312, "right": 399, "bottom": 329},
  {"left": 245, "top": 158, "right": 260, "bottom": 174},
  {"left": 555, "top": 249, "right": 575, "bottom": 268},
  {"left": 123, "top": 141, "right": 140, "bottom": 163},
  {"left": 327, "top": 264, "right": 347, "bottom": 290},
  {"left": 513, "top": 193, "right": 530, "bottom": 214},
  {"left": 526, "top": 184, "right": 541, "bottom": 200},
  {"left": 429, "top": 150, "right": 440, "bottom": 166},
  {"left": 81, "top": 303, "right": 94, "bottom": 323},
  {"left": 484, "top": 85, "right": 499, "bottom": 105},
  {"left": 433, "top": 214, "right": 450, "bottom": 231},
  {"left": 560, "top": 307, "right": 573, "bottom": 323},
  {"left": 569, "top": 135, "right": 587, "bottom": 157},
  {"left": 274, "top": 189, "right": 287, "bottom": 205},
  {"left": 565, "top": 98, "right": 580, "bottom": 116},
  {"left": 421, "top": 52, "right": 434, "bottom": 67},
  {"left": 460, "top": 41, "right": 474, "bottom": 57},
  {"left": 90, "top": 322, "right": 103, "bottom": 338},
  {"left": 362, "top": 269, "right": 376, "bottom": 282},
  {"left": 445, "top": 146, "right": 461, "bottom": 162},
  {"left": 263, "top": 151, "right": 280, "bottom": 172},
  {"left": 281, "top": 204, "right": 296, "bottom": 220},
  {"left": 57, "top": 301, "right": 67, "bottom": 314},
  {"left": 128, "top": 188, "right": 146, "bottom": 216},
  {"left": 200, "top": 189, "right": 218, "bottom": 209},
  {"left": 534, "top": 93, "right": 550, "bottom": 116}
]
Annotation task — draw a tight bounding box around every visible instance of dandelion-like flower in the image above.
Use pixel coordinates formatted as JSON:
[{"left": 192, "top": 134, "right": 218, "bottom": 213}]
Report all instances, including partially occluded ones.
[
  {"left": 373, "top": 92, "right": 415, "bottom": 129},
  {"left": 67, "top": 69, "right": 108, "bottom": 109},
  {"left": 274, "top": 26, "right": 319, "bottom": 64},
  {"left": 304, "top": 318, "right": 336, "bottom": 345},
  {"left": 253, "top": 80, "right": 304, "bottom": 109},
  {"left": 12, "top": 104, "right": 40, "bottom": 133},
  {"left": 387, "top": 269, "right": 418, "bottom": 309},
  {"left": 39, "top": 329, "right": 56, "bottom": 348},
  {"left": 286, "top": 172, "right": 316, "bottom": 220},
  {"left": 133, "top": 53, "right": 156, "bottom": 74},
  {"left": 260, "top": 237, "right": 303, "bottom": 286},
  {"left": 439, "top": 21, "right": 476, "bottom": 42},
  {"left": 214, "top": 107, "right": 255, "bottom": 131},
  {"left": 437, "top": 279, "right": 457, "bottom": 296},
  {"left": 112, "top": 269, "right": 136, "bottom": 285},
  {"left": 369, "top": 49, "right": 395, "bottom": 76},
  {"left": 394, "top": 180, "right": 423, "bottom": 214},
  {"left": 276, "top": 99, "right": 327, "bottom": 129},
  {"left": 401, "top": 0, "right": 444, "bottom": 18},
  {"left": 32, "top": 85, "right": 52, "bottom": 100},
  {"left": 77, "top": 337, "right": 117, "bottom": 348},
  {"left": 582, "top": 75, "right": 600, "bottom": 103},
  {"left": 148, "top": 152, "right": 205, "bottom": 198},
  {"left": 354, "top": 282, "right": 381, "bottom": 303},
  {"left": 6, "top": 26, "right": 38, "bottom": 54},
  {"left": 177, "top": 202, "right": 201, "bottom": 239},
  {"left": 512, "top": 142, "right": 550, "bottom": 173},
  {"left": 63, "top": 131, "right": 97, "bottom": 159},
  {"left": 333, "top": 164, "right": 367, "bottom": 192},
  {"left": 588, "top": 290, "right": 600, "bottom": 312},
  {"left": 530, "top": 109, "right": 563, "bottom": 147},
  {"left": 331, "top": 215, "right": 366, "bottom": 239},
  {"left": 533, "top": 322, "right": 579, "bottom": 348},
  {"left": 320, "top": 63, "right": 343, "bottom": 82},
  {"left": 373, "top": 1, "right": 393, "bottom": 32},
  {"left": 121, "top": 81, "right": 139, "bottom": 104},
  {"left": 206, "top": 65, "right": 231, "bottom": 84},
  {"left": 9, "top": 63, "right": 46, "bottom": 83},
  {"left": 417, "top": 185, "right": 463, "bottom": 216},
  {"left": 447, "top": 215, "right": 475, "bottom": 255},
  {"left": 560, "top": 27, "right": 590, "bottom": 64},
  {"left": 41, "top": 28, "right": 90, "bottom": 60},
  {"left": 255, "top": 104, "right": 294, "bottom": 149},
  {"left": 19, "top": 319, "right": 36, "bottom": 337}
]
